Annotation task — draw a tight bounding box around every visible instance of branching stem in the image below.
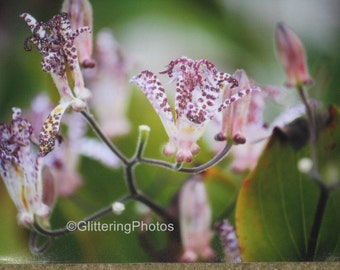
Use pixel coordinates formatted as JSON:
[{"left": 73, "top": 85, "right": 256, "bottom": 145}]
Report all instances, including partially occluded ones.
[
  {"left": 81, "top": 110, "right": 129, "bottom": 165},
  {"left": 32, "top": 110, "right": 232, "bottom": 253},
  {"left": 140, "top": 142, "right": 232, "bottom": 174}
]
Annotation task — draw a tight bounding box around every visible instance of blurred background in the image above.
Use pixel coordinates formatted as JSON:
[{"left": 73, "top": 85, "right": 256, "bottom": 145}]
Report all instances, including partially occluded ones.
[{"left": 0, "top": 0, "right": 339, "bottom": 263}]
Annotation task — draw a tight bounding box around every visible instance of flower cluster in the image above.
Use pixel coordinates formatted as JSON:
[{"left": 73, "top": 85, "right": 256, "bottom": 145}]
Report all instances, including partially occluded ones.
[{"left": 0, "top": 0, "right": 328, "bottom": 263}]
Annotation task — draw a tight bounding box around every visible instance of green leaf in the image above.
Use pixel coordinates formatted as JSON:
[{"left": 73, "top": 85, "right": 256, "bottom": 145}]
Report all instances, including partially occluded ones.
[
  {"left": 236, "top": 106, "right": 340, "bottom": 262},
  {"left": 204, "top": 167, "right": 240, "bottom": 222}
]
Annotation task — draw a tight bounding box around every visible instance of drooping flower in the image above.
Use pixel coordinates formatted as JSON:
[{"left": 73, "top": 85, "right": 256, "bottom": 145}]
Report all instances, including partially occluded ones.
[
  {"left": 220, "top": 78, "right": 309, "bottom": 173},
  {"left": 178, "top": 175, "right": 214, "bottom": 262},
  {"left": 0, "top": 104, "right": 69, "bottom": 226},
  {"left": 21, "top": 12, "right": 91, "bottom": 110},
  {"left": 131, "top": 56, "right": 258, "bottom": 163},
  {"left": 26, "top": 94, "right": 121, "bottom": 197},
  {"left": 61, "top": 0, "right": 95, "bottom": 68},
  {"left": 84, "top": 29, "right": 131, "bottom": 137},
  {"left": 47, "top": 111, "right": 122, "bottom": 196},
  {"left": 275, "top": 22, "right": 313, "bottom": 88},
  {"left": 215, "top": 69, "right": 260, "bottom": 144}
]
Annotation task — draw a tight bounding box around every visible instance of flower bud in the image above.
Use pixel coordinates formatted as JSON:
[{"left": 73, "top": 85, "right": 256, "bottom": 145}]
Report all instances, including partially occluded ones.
[{"left": 275, "top": 22, "right": 313, "bottom": 88}]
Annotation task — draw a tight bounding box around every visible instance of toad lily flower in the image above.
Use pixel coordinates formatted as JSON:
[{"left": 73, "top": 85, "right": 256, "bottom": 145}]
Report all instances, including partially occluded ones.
[
  {"left": 0, "top": 103, "right": 68, "bottom": 226},
  {"left": 26, "top": 94, "right": 121, "bottom": 197},
  {"left": 61, "top": 0, "right": 95, "bottom": 68},
  {"left": 131, "top": 56, "right": 258, "bottom": 162},
  {"left": 215, "top": 69, "right": 260, "bottom": 144},
  {"left": 21, "top": 12, "right": 91, "bottom": 110},
  {"left": 179, "top": 175, "right": 214, "bottom": 262},
  {"left": 275, "top": 22, "right": 313, "bottom": 88},
  {"left": 84, "top": 29, "right": 131, "bottom": 137}
]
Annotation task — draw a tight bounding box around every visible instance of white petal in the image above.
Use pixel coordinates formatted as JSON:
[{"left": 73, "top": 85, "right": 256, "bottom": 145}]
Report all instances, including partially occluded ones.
[{"left": 78, "top": 138, "right": 121, "bottom": 168}]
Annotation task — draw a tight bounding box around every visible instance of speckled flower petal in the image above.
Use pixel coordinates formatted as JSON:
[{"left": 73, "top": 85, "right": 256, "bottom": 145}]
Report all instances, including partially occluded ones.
[
  {"left": 62, "top": 0, "right": 95, "bottom": 68},
  {"left": 39, "top": 102, "right": 71, "bottom": 157},
  {"left": 21, "top": 12, "right": 91, "bottom": 103},
  {"left": 130, "top": 71, "right": 176, "bottom": 138},
  {"left": 217, "top": 86, "right": 260, "bottom": 113},
  {"left": 132, "top": 57, "right": 244, "bottom": 162},
  {"left": 0, "top": 108, "right": 49, "bottom": 226}
]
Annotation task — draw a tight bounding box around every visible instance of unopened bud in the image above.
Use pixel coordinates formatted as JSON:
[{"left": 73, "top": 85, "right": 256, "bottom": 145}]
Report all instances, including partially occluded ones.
[
  {"left": 112, "top": 202, "right": 125, "bottom": 215},
  {"left": 275, "top": 22, "right": 313, "bottom": 88}
]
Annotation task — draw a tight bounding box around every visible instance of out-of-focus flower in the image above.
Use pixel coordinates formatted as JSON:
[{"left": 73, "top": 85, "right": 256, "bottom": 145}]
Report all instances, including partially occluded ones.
[
  {"left": 215, "top": 219, "right": 242, "bottom": 263},
  {"left": 275, "top": 22, "right": 313, "bottom": 88},
  {"left": 178, "top": 175, "right": 214, "bottom": 262},
  {"left": 215, "top": 69, "right": 260, "bottom": 144},
  {"left": 214, "top": 71, "right": 284, "bottom": 172},
  {"left": 131, "top": 56, "right": 258, "bottom": 163},
  {"left": 49, "top": 111, "right": 121, "bottom": 196},
  {"left": 25, "top": 94, "right": 81, "bottom": 197},
  {"left": 26, "top": 94, "right": 121, "bottom": 197},
  {"left": 228, "top": 124, "right": 268, "bottom": 173},
  {"left": 21, "top": 12, "right": 91, "bottom": 110},
  {"left": 0, "top": 105, "right": 68, "bottom": 226},
  {"left": 84, "top": 29, "right": 131, "bottom": 137},
  {"left": 227, "top": 94, "right": 308, "bottom": 173},
  {"left": 61, "top": 0, "right": 95, "bottom": 68}
]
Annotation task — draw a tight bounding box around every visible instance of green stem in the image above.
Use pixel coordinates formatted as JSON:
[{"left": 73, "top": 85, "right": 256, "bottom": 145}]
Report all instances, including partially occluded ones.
[
  {"left": 305, "top": 186, "right": 329, "bottom": 261},
  {"left": 297, "top": 86, "right": 330, "bottom": 261},
  {"left": 134, "top": 193, "right": 178, "bottom": 225},
  {"left": 297, "top": 86, "right": 320, "bottom": 183},
  {"left": 140, "top": 142, "right": 232, "bottom": 174},
  {"left": 33, "top": 195, "right": 133, "bottom": 237},
  {"left": 29, "top": 231, "right": 53, "bottom": 254},
  {"left": 81, "top": 110, "right": 129, "bottom": 165},
  {"left": 125, "top": 165, "right": 138, "bottom": 195}
]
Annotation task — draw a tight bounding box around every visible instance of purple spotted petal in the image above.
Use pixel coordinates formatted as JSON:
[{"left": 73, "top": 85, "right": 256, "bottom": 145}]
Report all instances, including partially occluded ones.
[
  {"left": 130, "top": 70, "right": 176, "bottom": 138},
  {"left": 39, "top": 102, "right": 71, "bottom": 157},
  {"left": 21, "top": 12, "right": 91, "bottom": 102},
  {"left": 0, "top": 108, "right": 49, "bottom": 225},
  {"left": 217, "top": 86, "right": 260, "bottom": 113},
  {"left": 132, "top": 57, "right": 242, "bottom": 163}
]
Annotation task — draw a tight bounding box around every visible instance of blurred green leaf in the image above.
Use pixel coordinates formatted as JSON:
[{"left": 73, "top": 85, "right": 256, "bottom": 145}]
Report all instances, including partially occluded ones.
[
  {"left": 204, "top": 166, "right": 240, "bottom": 223},
  {"left": 236, "top": 106, "right": 340, "bottom": 262}
]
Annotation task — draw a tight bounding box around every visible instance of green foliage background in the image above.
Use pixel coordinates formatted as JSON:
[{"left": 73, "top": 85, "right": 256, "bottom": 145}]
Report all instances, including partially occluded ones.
[{"left": 0, "top": 0, "right": 339, "bottom": 263}]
